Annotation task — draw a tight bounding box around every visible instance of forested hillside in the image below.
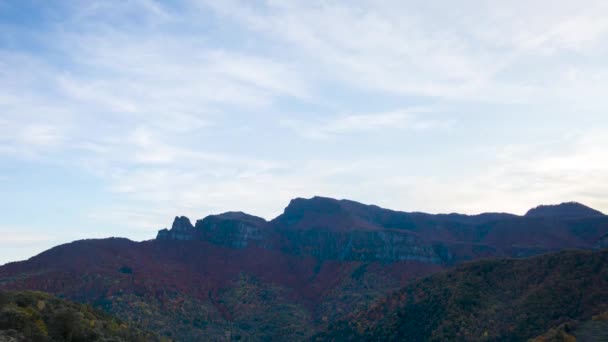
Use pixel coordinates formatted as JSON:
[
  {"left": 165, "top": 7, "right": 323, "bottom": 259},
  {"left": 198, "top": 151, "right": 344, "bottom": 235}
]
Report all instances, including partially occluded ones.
[{"left": 315, "top": 249, "right": 608, "bottom": 341}]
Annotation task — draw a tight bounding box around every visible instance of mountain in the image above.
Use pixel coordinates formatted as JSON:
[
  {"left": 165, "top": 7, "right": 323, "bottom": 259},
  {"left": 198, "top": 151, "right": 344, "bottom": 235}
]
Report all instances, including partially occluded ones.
[
  {"left": 315, "top": 249, "right": 608, "bottom": 341},
  {"left": 0, "top": 290, "right": 160, "bottom": 341},
  {"left": 158, "top": 197, "right": 608, "bottom": 263},
  {"left": 1, "top": 197, "right": 607, "bottom": 340},
  {"left": 0, "top": 237, "right": 438, "bottom": 340},
  {"left": 525, "top": 202, "right": 605, "bottom": 219}
]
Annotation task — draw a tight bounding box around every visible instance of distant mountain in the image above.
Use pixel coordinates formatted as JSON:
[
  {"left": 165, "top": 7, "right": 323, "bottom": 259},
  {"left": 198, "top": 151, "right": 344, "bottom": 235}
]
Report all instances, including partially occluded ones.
[
  {"left": 0, "top": 290, "right": 159, "bottom": 341},
  {"left": 158, "top": 196, "right": 608, "bottom": 263},
  {"left": 525, "top": 201, "right": 605, "bottom": 218},
  {"left": 1, "top": 196, "right": 607, "bottom": 340},
  {"left": 315, "top": 249, "right": 608, "bottom": 341}
]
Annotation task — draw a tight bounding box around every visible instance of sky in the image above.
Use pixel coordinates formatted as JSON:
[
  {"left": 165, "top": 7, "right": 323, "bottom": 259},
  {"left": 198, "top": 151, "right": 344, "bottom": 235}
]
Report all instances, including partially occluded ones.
[{"left": 1, "top": 0, "right": 608, "bottom": 265}]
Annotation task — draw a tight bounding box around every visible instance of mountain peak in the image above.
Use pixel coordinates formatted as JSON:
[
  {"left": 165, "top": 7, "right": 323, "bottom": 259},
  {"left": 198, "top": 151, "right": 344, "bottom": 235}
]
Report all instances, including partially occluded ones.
[
  {"left": 525, "top": 202, "right": 604, "bottom": 218},
  {"left": 283, "top": 196, "right": 343, "bottom": 215},
  {"left": 276, "top": 196, "right": 381, "bottom": 231},
  {"left": 171, "top": 216, "right": 194, "bottom": 231},
  {"left": 156, "top": 216, "right": 195, "bottom": 240},
  {"left": 211, "top": 211, "right": 267, "bottom": 224},
  {"left": 195, "top": 211, "right": 268, "bottom": 229}
]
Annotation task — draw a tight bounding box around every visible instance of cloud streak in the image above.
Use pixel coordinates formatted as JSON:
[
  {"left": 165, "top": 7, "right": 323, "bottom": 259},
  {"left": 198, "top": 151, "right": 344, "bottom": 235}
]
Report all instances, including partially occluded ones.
[{"left": 281, "top": 109, "right": 452, "bottom": 139}]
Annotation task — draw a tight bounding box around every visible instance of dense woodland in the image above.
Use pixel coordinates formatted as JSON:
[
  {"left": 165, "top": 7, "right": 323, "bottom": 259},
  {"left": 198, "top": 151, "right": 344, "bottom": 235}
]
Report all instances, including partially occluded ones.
[
  {"left": 315, "top": 249, "right": 608, "bottom": 341},
  {"left": 0, "top": 291, "right": 161, "bottom": 342}
]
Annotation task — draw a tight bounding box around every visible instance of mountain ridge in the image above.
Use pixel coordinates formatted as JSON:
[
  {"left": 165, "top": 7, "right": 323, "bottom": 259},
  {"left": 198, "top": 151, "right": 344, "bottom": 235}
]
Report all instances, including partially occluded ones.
[
  {"left": 159, "top": 197, "right": 603, "bottom": 236},
  {"left": 155, "top": 196, "right": 608, "bottom": 264},
  {"left": 2, "top": 196, "right": 608, "bottom": 340}
]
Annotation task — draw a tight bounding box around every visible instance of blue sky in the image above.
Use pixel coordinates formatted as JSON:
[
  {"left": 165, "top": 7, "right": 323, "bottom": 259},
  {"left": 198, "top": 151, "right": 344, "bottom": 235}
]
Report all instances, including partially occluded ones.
[{"left": 1, "top": 0, "right": 608, "bottom": 264}]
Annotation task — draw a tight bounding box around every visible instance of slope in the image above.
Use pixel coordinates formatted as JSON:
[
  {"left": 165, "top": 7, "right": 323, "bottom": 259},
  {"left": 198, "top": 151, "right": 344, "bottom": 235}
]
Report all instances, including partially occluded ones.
[
  {"left": 0, "top": 290, "right": 160, "bottom": 342},
  {"left": 315, "top": 249, "right": 608, "bottom": 341}
]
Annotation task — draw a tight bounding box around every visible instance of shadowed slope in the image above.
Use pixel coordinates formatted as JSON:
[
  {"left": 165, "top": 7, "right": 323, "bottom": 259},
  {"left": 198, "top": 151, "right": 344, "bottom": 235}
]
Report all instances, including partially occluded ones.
[{"left": 315, "top": 249, "right": 608, "bottom": 341}]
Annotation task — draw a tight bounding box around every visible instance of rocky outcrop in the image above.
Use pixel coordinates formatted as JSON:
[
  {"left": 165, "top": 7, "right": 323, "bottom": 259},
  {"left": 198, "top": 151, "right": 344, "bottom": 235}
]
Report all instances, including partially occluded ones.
[
  {"left": 156, "top": 216, "right": 195, "bottom": 240},
  {"left": 172, "top": 216, "right": 194, "bottom": 231}
]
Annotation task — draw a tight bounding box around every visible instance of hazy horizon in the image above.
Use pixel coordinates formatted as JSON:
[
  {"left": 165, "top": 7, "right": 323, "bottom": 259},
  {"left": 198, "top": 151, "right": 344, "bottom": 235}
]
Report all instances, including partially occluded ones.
[{"left": 2, "top": 1, "right": 608, "bottom": 264}]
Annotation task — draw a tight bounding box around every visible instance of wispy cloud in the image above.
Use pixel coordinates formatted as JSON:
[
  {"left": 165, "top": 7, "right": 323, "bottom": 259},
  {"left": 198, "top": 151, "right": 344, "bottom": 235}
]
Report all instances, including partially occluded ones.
[
  {"left": 0, "top": 232, "right": 54, "bottom": 244},
  {"left": 281, "top": 109, "right": 452, "bottom": 139},
  {"left": 198, "top": 0, "right": 608, "bottom": 104}
]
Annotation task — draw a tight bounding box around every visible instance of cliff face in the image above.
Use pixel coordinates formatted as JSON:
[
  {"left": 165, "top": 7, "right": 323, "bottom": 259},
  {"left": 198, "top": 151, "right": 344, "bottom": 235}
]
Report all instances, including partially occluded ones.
[
  {"left": 154, "top": 197, "right": 608, "bottom": 265},
  {"left": 280, "top": 229, "right": 443, "bottom": 263}
]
